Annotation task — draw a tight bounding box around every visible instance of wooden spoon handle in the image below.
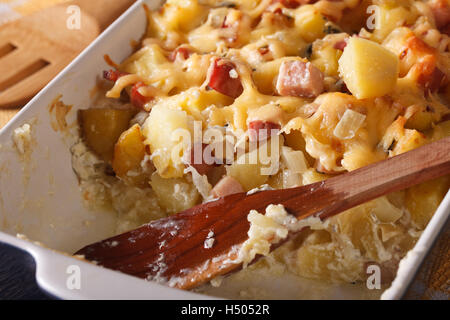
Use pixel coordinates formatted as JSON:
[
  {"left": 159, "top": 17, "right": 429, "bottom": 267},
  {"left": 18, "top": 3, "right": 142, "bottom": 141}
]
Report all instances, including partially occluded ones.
[
  {"left": 309, "top": 137, "right": 450, "bottom": 220},
  {"left": 76, "top": 137, "right": 450, "bottom": 290},
  {"left": 71, "top": 0, "right": 137, "bottom": 31}
]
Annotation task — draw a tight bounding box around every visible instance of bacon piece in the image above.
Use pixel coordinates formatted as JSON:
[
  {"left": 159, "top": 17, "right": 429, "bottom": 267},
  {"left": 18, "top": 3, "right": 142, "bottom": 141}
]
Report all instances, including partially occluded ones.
[
  {"left": 430, "top": 0, "right": 450, "bottom": 30},
  {"left": 103, "top": 69, "right": 128, "bottom": 82},
  {"left": 248, "top": 120, "right": 281, "bottom": 142},
  {"left": 333, "top": 40, "right": 347, "bottom": 51},
  {"left": 276, "top": 60, "right": 324, "bottom": 98},
  {"left": 130, "top": 82, "right": 152, "bottom": 109},
  {"left": 169, "top": 46, "right": 192, "bottom": 62},
  {"left": 207, "top": 59, "right": 243, "bottom": 99},
  {"left": 418, "top": 66, "right": 447, "bottom": 92},
  {"left": 211, "top": 176, "right": 244, "bottom": 198}
]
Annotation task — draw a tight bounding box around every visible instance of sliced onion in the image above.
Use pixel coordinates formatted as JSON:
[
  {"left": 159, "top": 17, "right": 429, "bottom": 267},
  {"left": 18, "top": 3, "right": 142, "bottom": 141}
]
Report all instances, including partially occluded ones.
[
  {"left": 282, "top": 169, "right": 302, "bottom": 188},
  {"left": 333, "top": 109, "right": 366, "bottom": 140},
  {"left": 281, "top": 146, "right": 308, "bottom": 174},
  {"left": 184, "top": 166, "right": 212, "bottom": 200}
]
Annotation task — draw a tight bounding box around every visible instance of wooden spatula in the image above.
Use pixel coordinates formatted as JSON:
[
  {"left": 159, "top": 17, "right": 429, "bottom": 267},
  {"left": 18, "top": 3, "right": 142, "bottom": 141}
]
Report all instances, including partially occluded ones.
[
  {"left": 76, "top": 137, "right": 450, "bottom": 290},
  {"left": 0, "top": 0, "right": 136, "bottom": 108}
]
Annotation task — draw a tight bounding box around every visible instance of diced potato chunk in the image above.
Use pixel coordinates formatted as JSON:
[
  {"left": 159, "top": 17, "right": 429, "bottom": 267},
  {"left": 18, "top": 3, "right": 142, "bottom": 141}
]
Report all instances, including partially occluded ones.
[
  {"left": 161, "top": 0, "right": 207, "bottom": 32},
  {"left": 182, "top": 89, "right": 233, "bottom": 116},
  {"left": 226, "top": 137, "right": 282, "bottom": 191},
  {"left": 79, "top": 108, "right": 136, "bottom": 162},
  {"left": 311, "top": 42, "right": 342, "bottom": 77},
  {"left": 372, "top": 5, "right": 416, "bottom": 42},
  {"left": 226, "top": 160, "right": 269, "bottom": 192},
  {"left": 294, "top": 6, "right": 326, "bottom": 43},
  {"left": 338, "top": 37, "right": 399, "bottom": 99},
  {"left": 405, "top": 177, "right": 450, "bottom": 229},
  {"left": 142, "top": 104, "right": 193, "bottom": 178},
  {"left": 284, "top": 129, "right": 315, "bottom": 166},
  {"left": 253, "top": 59, "right": 285, "bottom": 95},
  {"left": 112, "top": 124, "right": 149, "bottom": 187},
  {"left": 150, "top": 172, "right": 199, "bottom": 214},
  {"left": 294, "top": 230, "right": 362, "bottom": 282}
]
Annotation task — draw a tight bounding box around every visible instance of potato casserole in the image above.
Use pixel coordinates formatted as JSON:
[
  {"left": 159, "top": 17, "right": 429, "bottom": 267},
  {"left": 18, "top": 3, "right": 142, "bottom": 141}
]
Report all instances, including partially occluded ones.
[{"left": 71, "top": 0, "right": 450, "bottom": 298}]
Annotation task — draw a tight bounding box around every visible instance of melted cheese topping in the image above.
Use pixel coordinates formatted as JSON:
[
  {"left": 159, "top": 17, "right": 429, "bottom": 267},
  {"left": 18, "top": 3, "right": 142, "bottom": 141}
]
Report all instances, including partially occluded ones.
[{"left": 94, "top": 0, "right": 450, "bottom": 291}]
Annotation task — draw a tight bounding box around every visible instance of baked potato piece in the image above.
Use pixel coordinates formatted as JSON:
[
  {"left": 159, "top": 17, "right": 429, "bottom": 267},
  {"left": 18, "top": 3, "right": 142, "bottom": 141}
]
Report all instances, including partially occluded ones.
[
  {"left": 112, "top": 124, "right": 150, "bottom": 187},
  {"left": 142, "top": 104, "right": 194, "bottom": 179},
  {"left": 294, "top": 5, "right": 327, "bottom": 43},
  {"left": 226, "top": 136, "right": 283, "bottom": 191},
  {"left": 406, "top": 176, "right": 450, "bottom": 229},
  {"left": 338, "top": 37, "right": 399, "bottom": 99},
  {"left": 79, "top": 108, "right": 136, "bottom": 162},
  {"left": 149, "top": 172, "right": 200, "bottom": 214}
]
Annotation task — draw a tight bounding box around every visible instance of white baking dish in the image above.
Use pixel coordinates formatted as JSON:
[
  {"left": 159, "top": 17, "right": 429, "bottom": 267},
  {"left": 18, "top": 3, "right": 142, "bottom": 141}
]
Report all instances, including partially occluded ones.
[{"left": 0, "top": 0, "right": 448, "bottom": 300}]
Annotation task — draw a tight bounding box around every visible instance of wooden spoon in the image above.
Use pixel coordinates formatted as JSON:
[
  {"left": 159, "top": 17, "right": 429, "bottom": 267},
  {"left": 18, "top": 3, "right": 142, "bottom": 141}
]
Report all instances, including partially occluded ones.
[
  {"left": 76, "top": 137, "right": 450, "bottom": 290},
  {"left": 0, "top": 0, "right": 136, "bottom": 108}
]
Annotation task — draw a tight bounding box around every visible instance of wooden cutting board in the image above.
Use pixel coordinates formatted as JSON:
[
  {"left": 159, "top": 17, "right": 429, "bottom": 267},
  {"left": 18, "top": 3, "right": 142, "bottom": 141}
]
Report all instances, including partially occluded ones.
[
  {"left": 0, "top": 0, "right": 135, "bottom": 122},
  {"left": 0, "top": 109, "right": 17, "bottom": 128}
]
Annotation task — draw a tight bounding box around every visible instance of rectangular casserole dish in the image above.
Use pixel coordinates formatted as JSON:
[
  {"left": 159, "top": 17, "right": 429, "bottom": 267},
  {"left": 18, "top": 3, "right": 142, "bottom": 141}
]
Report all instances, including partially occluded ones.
[{"left": 0, "top": 0, "right": 448, "bottom": 300}]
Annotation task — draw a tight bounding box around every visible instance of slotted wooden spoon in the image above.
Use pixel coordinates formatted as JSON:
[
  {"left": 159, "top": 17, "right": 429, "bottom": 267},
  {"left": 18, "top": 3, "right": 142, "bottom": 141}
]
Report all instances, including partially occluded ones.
[
  {"left": 0, "top": 0, "right": 136, "bottom": 108},
  {"left": 76, "top": 137, "right": 450, "bottom": 290}
]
